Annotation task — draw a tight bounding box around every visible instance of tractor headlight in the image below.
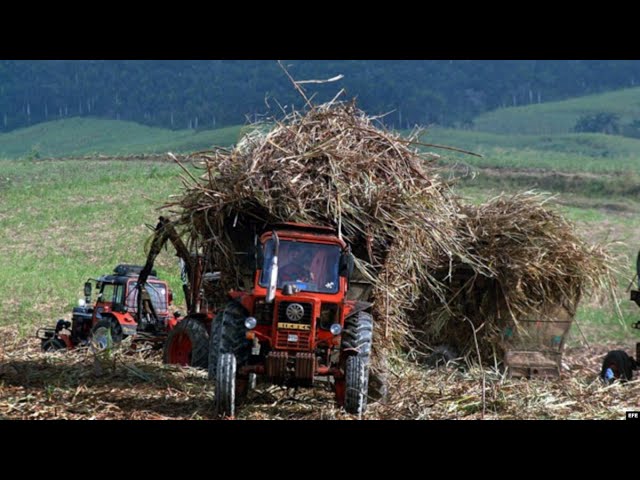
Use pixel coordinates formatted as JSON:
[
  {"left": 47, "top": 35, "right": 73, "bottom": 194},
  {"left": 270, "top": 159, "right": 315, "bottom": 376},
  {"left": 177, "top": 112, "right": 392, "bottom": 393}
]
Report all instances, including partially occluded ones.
[
  {"left": 330, "top": 323, "right": 342, "bottom": 336},
  {"left": 78, "top": 298, "right": 86, "bottom": 307},
  {"left": 244, "top": 317, "right": 257, "bottom": 330}
]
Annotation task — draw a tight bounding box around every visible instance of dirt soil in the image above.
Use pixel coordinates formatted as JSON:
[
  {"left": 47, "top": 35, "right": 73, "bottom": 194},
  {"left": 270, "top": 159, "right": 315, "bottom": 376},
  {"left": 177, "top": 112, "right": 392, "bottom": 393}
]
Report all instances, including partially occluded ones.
[{"left": 1, "top": 326, "right": 637, "bottom": 420}]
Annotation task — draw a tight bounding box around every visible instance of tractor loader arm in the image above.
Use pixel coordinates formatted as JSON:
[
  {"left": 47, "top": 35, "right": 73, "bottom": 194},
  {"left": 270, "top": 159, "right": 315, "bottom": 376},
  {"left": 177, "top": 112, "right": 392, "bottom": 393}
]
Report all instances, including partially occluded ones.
[{"left": 138, "top": 216, "right": 201, "bottom": 316}]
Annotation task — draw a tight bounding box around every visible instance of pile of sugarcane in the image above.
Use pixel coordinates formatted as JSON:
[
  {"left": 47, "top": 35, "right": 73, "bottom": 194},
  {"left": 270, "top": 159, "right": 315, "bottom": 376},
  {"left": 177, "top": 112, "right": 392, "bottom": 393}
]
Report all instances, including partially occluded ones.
[
  {"left": 411, "top": 192, "right": 615, "bottom": 360},
  {"left": 164, "top": 100, "right": 613, "bottom": 363}
]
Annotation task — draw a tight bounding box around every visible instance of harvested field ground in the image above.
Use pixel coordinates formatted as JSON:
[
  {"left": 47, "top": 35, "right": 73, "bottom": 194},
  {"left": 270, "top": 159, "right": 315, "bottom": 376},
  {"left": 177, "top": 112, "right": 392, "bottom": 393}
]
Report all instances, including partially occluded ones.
[
  {"left": 2, "top": 158, "right": 640, "bottom": 420},
  {"left": 0, "top": 326, "right": 637, "bottom": 420}
]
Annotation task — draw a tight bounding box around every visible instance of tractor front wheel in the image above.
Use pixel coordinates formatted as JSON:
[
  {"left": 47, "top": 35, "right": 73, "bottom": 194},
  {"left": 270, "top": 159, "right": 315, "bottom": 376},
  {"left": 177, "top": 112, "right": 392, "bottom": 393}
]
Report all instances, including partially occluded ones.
[
  {"left": 91, "top": 318, "right": 123, "bottom": 351},
  {"left": 345, "top": 355, "right": 369, "bottom": 416},
  {"left": 340, "top": 310, "right": 373, "bottom": 414},
  {"left": 208, "top": 302, "right": 250, "bottom": 381},
  {"left": 215, "top": 353, "right": 236, "bottom": 418},
  {"left": 163, "top": 318, "right": 209, "bottom": 369}
]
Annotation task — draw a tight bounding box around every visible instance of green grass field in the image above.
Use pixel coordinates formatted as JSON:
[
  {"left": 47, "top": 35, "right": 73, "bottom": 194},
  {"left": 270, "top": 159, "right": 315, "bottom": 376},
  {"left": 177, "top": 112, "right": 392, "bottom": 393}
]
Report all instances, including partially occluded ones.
[
  {"left": 423, "top": 127, "right": 640, "bottom": 167},
  {"left": 0, "top": 159, "right": 189, "bottom": 332},
  {"left": 418, "top": 126, "right": 640, "bottom": 198},
  {"left": 472, "top": 87, "right": 640, "bottom": 135}
]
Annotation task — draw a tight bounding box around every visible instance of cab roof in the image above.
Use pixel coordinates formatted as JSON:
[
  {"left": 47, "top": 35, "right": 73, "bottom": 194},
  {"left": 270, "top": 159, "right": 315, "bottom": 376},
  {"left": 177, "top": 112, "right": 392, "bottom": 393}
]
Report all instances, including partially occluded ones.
[
  {"left": 261, "top": 223, "right": 347, "bottom": 249},
  {"left": 269, "top": 222, "right": 337, "bottom": 236},
  {"left": 96, "top": 264, "right": 160, "bottom": 285}
]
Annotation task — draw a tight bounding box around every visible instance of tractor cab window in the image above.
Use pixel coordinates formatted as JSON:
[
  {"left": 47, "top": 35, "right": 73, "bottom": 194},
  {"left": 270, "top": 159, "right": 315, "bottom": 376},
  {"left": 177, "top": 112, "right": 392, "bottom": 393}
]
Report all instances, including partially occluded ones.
[
  {"left": 98, "top": 283, "right": 124, "bottom": 305},
  {"left": 125, "top": 281, "right": 168, "bottom": 313},
  {"left": 260, "top": 240, "right": 341, "bottom": 294}
]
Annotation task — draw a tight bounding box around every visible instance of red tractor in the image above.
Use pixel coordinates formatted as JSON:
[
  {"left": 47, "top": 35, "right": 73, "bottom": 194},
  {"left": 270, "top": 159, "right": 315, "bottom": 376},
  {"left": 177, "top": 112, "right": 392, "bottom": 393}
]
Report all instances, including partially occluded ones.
[
  {"left": 37, "top": 264, "right": 181, "bottom": 351},
  {"left": 207, "top": 223, "right": 374, "bottom": 417}
]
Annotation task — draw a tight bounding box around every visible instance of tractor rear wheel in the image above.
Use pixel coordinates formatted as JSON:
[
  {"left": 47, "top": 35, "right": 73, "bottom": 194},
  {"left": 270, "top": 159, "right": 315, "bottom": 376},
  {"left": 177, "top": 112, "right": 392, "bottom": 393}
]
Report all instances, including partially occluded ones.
[
  {"left": 41, "top": 337, "right": 66, "bottom": 352},
  {"left": 163, "top": 317, "right": 209, "bottom": 369},
  {"left": 215, "top": 353, "right": 236, "bottom": 418},
  {"left": 91, "top": 318, "right": 123, "bottom": 351},
  {"left": 601, "top": 350, "right": 636, "bottom": 384},
  {"left": 345, "top": 355, "right": 368, "bottom": 416}
]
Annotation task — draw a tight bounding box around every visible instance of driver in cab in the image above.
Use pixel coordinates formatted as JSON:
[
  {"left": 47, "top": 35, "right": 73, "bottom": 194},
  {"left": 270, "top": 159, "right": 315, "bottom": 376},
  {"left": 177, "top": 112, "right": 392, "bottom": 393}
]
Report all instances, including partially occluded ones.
[{"left": 280, "top": 244, "right": 313, "bottom": 283}]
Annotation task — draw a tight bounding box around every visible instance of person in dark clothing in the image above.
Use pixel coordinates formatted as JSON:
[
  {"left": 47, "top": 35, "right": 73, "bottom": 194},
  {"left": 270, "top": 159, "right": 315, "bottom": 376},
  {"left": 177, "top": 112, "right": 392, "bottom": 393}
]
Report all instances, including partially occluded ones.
[{"left": 280, "top": 244, "right": 312, "bottom": 282}]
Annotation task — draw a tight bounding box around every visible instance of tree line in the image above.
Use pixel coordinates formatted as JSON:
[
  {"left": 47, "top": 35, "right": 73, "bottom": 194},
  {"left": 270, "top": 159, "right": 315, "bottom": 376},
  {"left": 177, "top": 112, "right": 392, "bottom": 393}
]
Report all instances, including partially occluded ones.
[{"left": 1, "top": 60, "right": 639, "bottom": 133}]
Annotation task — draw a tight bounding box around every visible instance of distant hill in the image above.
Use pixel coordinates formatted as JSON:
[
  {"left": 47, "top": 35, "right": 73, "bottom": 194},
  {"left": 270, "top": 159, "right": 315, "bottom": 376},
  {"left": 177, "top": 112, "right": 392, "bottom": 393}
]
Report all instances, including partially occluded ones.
[
  {"left": 5, "top": 83, "right": 640, "bottom": 180},
  {"left": 0, "top": 117, "right": 242, "bottom": 159},
  {"left": 6, "top": 85, "right": 640, "bottom": 162},
  {"left": 2, "top": 60, "right": 640, "bottom": 134},
  {"left": 472, "top": 87, "right": 640, "bottom": 136}
]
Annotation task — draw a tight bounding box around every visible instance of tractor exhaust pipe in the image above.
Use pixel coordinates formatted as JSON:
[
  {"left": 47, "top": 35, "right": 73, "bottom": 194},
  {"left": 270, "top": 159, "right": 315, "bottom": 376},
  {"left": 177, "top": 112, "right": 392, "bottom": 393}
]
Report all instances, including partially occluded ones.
[{"left": 266, "top": 231, "right": 279, "bottom": 304}]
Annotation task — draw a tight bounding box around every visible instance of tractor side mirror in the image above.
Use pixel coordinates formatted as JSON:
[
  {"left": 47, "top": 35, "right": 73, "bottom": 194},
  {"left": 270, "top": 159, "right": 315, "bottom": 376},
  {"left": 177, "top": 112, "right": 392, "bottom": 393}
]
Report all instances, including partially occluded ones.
[
  {"left": 339, "top": 251, "right": 355, "bottom": 279},
  {"left": 84, "top": 282, "right": 92, "bottom": 301}
]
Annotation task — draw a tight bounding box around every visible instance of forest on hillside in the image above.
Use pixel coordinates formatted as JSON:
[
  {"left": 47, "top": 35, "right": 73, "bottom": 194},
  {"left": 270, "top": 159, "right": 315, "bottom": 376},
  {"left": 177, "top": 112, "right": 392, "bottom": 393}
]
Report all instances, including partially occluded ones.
[{"left": 1, "top": 60, "right": 640, "bottom": 133}]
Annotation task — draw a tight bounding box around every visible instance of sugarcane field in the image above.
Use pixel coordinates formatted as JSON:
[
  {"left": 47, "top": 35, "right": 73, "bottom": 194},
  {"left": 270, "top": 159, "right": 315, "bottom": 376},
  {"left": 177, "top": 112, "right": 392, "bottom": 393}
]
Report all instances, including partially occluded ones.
[{"left": 2, "top": 65, "right": 640, "bottom": 421}]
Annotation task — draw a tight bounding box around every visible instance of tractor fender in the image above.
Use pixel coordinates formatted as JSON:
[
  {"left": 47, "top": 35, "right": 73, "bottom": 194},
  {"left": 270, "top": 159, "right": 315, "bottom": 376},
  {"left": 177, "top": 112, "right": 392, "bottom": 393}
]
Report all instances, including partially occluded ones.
[
  {"left": 229, "top": 291, "right": 254, "bottom": 314},
  {"left": 344, "top": 300, "right": 373, "bottom": 319},
  {"left": 102, "top": 312, "right": 138, "bottom": 336},
  {"left": 107, "top": 311, "right": 137, "bottom": 326}
]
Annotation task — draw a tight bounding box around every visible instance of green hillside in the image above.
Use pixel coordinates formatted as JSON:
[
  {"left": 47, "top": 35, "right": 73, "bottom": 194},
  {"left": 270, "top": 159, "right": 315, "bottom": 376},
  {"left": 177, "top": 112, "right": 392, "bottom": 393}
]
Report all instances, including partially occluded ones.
[
  {"left": 422, "top": 127, "right": 640, "bottom": 172},
  {"left": 417, "top": 126, "right": 640, "bottom": 198},
  {"left": 0, "top": 117, "right": 242, "bottom": 159},
  {"left": 472, "top": 87, "right": 640, "bottom": 135}
]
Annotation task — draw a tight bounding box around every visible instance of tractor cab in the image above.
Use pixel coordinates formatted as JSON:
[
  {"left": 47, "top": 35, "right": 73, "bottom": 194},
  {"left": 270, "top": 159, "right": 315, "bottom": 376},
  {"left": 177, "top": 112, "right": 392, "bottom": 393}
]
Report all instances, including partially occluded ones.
[{"left": 91, "top": 264, "right": 174, "bottom": 337}]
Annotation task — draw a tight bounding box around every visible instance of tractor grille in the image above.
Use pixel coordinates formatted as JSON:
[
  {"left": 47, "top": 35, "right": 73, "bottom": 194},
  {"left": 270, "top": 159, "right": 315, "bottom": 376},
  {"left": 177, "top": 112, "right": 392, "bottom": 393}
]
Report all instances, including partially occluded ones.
[
  {"left": 277, "top": 301, "right": 312, "bottom": 325},
  {"left": 275, "top": 329, "right": 312, "bottom": 350}
]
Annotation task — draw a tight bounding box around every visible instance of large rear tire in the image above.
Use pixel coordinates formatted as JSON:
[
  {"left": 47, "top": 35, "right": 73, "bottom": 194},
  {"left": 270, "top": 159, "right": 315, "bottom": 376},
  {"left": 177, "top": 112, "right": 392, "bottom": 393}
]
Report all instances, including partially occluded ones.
[
  {"left": 216, "top": 353, "right": 236, "bottom": 418},
  {"left": 163, "top": 317, "right": 209, "bottom": 369}
]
